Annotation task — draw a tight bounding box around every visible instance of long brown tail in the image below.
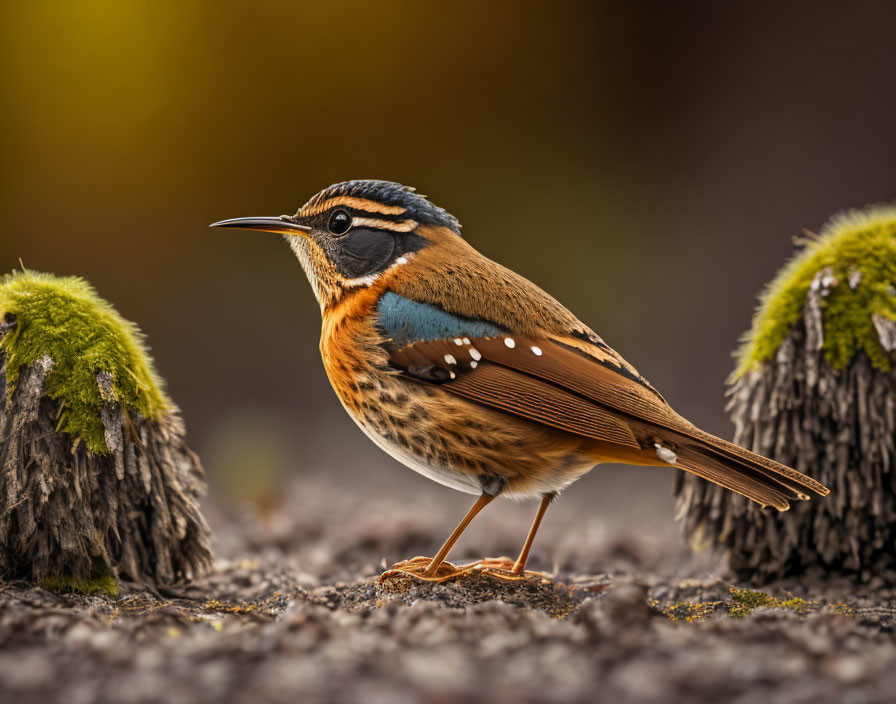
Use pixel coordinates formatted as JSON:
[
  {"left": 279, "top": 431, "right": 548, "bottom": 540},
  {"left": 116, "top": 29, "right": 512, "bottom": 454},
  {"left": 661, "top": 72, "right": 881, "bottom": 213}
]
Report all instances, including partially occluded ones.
[{"left": 667, "top": 427, "right": 829, "bottom": 511}]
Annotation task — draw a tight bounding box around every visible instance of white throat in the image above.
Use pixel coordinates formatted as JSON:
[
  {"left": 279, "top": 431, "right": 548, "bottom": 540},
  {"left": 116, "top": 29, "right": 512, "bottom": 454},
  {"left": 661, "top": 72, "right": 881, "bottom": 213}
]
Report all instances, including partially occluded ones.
[{"left": 285, "top": 236, "right": 324, "bottom": 311}]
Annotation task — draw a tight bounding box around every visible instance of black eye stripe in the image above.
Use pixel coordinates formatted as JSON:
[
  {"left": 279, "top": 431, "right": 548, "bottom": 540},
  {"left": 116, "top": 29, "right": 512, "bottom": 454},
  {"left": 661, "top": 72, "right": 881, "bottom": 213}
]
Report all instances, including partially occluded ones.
[
  {"left": 332, "top": 229, "right": 395, "bottom": 278},
  {"left": 328, "top": 229, "right": 432, "bottom": 281}
]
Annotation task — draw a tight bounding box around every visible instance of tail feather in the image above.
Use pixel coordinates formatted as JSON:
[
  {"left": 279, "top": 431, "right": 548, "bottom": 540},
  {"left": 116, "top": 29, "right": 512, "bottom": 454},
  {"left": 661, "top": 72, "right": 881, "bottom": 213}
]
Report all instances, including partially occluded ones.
[
  {"left": 666, "top": 429, "right": 829, "bottom": 511},
  {"left": 688, "top": 428, "right": 830, "bottom": 498},
  {"left": 674, "top": 445, "right": 792, "bottom": 510}
]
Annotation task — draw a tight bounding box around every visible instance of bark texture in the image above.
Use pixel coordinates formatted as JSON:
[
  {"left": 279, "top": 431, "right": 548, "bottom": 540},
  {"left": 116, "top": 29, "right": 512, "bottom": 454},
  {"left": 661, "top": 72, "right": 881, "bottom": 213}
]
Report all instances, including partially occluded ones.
[
  {"left": 675, "top": 270, "right": 896, "bottom": 583},
  {"left": 0, "top": 345, "right": 212, "bottom": 585}
]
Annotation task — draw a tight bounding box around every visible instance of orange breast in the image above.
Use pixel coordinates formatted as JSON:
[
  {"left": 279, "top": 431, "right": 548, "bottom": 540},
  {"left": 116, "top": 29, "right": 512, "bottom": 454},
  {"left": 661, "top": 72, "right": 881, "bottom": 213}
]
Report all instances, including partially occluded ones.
[{"left": 319, "top": 296, "right": 626, "bottom": 499}]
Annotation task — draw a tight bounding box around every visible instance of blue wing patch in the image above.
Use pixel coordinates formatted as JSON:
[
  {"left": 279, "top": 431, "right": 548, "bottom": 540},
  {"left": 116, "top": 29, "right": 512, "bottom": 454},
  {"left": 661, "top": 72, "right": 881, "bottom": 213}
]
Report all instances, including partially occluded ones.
[{"left": 377, "top": 292, "right": 505, "bottom": 347}]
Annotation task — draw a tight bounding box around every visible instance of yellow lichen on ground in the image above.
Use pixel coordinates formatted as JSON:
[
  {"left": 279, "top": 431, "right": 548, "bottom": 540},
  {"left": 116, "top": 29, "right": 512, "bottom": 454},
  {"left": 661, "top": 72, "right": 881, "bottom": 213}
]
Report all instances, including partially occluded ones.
[
  {"left": 202, "top": 599, "right": 263, "bottom": 615},
  {"left": 727, "top": 587, "right": 807, "bottom": 619},
  {"left": 653, "top": 599, "right": 725, "bottom": 622},
  {"left": 652, "top": 587, "right": 811, "bottom": 622}
]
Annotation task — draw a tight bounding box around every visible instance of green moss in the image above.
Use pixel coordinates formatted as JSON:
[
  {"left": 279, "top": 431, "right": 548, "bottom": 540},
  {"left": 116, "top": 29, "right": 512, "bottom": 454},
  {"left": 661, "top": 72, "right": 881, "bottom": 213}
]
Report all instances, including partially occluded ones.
[
  {"left": 41, "top": 574, "right": 121, "bottom": 598},
  {"left": 0, "top": 270, "right": 170, "bottom": 453},
  {"left": 727, "top": 587, "right": 806, "bottom": 618},
  {"left": 653, "top": 599, "right": 724, "bottom": 622},
  {"left": 653, "top": 589, "right": 810, "bottom": 622},
  {"left": 734, "top": 205, "right": 896, "bottom": 378}
]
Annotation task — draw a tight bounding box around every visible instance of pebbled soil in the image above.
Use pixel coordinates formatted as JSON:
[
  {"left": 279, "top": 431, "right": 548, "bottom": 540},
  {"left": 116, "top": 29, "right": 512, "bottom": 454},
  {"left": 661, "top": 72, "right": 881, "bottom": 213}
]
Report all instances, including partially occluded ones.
[{"left": 2, "top": 475, "right": 896, "bottom": 704}]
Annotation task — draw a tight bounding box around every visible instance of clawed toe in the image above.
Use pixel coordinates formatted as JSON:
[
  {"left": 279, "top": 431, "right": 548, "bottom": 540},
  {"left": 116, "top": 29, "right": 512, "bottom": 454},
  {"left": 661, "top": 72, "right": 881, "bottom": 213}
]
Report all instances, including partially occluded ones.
[
  {"left": 378, "top": 555, "right": 550, "bottom": 584},
  {"left": 378, "top": 556, "right": 470, "bottom": 584},
  {"left": 471, "top": 556, "right": 550, "bottom": 582}
]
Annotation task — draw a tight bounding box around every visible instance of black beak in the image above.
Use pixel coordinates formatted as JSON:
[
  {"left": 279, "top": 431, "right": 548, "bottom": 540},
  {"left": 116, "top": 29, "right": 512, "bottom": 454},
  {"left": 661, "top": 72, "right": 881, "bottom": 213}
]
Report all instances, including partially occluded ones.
[{"left": 209, "top": 215, "right": 312, "bottom": 236}]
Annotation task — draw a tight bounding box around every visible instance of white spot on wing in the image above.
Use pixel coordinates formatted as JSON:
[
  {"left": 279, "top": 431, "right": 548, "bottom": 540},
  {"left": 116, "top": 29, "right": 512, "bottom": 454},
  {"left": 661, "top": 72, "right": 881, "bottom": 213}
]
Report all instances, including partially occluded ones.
[
  {"left": 444, "top": 354, "right": 457, "bottom": 365},
  {"left": 469, "top": 347, "right": 482, "bottom": 361},
  {"left": 462, "top": 337, "right": 471, "bottom": 345},
  {"left": 504, "top": 338, "right": 516, "bottom": 348},
  {"left": 530, "top": 346, "right": 543, "bottom": 356},
  {"left": 470, "top": 361, "right": 478, "bottom": 369},
  {"left": 654, "top": 442, "right": 677, "bottom": 465},
  {"left": 453, "top": 338, "right": 463, "bottom": 346}
]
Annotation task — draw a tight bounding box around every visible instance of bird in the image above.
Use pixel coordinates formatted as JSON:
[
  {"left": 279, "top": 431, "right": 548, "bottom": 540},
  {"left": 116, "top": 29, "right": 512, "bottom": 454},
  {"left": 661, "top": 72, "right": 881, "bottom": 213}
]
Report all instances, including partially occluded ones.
[{"left": 211, "top": 180, "right": 830, "bottom": 582}]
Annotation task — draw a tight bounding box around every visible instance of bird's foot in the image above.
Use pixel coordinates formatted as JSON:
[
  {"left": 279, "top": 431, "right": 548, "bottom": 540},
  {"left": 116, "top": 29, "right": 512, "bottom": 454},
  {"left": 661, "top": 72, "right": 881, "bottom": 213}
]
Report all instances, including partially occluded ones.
[
  {"left": 472, "top": 556, "right": 536, "bottom": 581},
  {"left": 378, "top": 556, "right": 472, "bottom": 584},
  {"left": 378, "top": 555, "right": 549, "bottom": 584}
]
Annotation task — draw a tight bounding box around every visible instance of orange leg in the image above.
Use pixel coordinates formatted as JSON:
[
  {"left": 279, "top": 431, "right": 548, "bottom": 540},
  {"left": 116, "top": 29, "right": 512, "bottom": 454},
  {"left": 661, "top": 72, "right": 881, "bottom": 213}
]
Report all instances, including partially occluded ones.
[
  {"left": 379, "top": 492, "right": 557, "bottom": 584},
  {"left": 379, "top": 493, "right": 496, "bottom": 583},
  {"left": 511, "top": 492, "right": 555, "bottom": 574},
  {"left": 424, "top": 493, "right": 495, "bottom": 574}
]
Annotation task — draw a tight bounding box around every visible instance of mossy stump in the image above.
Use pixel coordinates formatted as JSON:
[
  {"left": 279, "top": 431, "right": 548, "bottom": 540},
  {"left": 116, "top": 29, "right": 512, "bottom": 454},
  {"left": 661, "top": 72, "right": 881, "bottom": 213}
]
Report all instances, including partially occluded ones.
[
  {"left": 675, "top": 206, "right": 896, "bottom": 583},
  {"left": 0, "top": 270, "right": 212, "bottom": 589}
]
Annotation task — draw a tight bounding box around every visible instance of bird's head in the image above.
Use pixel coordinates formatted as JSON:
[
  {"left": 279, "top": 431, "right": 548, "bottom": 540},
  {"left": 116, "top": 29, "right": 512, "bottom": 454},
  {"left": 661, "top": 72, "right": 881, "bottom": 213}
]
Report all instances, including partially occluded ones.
[{"left": 211, "top": 180, "right": 460, "bottom": 309}]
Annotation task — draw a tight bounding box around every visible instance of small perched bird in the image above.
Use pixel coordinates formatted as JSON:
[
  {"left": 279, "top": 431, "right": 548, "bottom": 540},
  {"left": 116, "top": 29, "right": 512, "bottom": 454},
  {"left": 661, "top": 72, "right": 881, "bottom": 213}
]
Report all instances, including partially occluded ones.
[{"left": 212, "top": 180, "right": 829, "bottom": 581}]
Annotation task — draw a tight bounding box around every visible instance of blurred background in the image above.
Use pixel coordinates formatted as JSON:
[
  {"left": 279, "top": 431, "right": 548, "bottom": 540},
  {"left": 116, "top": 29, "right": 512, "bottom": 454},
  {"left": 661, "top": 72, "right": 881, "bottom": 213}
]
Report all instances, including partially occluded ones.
[{"left": 2, "top": 2, "right": 895, "bottom": 561}]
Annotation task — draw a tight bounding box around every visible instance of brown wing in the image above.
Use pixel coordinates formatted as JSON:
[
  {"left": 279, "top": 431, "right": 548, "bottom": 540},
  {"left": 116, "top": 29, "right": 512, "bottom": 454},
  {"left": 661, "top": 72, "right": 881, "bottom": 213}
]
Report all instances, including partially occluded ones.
[
  {"left": 450, "top": 364, "right": 640, "bottom": 448},
  {"left": 389, "top": 337, "right": 639, "bottom": 447},
  {"left": 389, "top": 333, "right": 688, "bottom": 439},
  {"left": 387, "top": 333, "right": 829, "bottom": 507}
]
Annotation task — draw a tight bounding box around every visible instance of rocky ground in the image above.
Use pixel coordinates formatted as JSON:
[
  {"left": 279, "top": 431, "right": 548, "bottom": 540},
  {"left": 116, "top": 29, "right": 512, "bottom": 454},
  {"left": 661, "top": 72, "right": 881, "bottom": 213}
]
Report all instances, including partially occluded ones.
[{"left": 2, "top": 474, "right": 896, "bottom": 704}]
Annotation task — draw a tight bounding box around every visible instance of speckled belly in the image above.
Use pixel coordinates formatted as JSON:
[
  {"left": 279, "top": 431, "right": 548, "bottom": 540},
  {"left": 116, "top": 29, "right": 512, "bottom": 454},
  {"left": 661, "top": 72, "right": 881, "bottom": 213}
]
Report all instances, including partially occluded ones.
[{"left": 324, "top": 358, "right": 598, "bottom": 500}]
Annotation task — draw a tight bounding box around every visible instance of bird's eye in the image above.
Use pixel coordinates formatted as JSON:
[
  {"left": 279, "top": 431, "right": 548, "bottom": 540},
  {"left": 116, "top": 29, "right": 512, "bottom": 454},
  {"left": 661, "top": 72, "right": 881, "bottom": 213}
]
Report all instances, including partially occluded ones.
[{"left": 327, "top": 210, "right": 352, "bottom": 235}]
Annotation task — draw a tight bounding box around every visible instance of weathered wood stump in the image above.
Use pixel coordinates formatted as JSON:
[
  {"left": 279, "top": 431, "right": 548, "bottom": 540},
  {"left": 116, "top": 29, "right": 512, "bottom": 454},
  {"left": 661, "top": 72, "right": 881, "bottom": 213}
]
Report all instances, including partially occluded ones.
[
  {"left": 0, "top": 271, "right": 212, "bottom": 589},
  {"left": 675, "top": 206, "right": 896, "bottom": 583}
]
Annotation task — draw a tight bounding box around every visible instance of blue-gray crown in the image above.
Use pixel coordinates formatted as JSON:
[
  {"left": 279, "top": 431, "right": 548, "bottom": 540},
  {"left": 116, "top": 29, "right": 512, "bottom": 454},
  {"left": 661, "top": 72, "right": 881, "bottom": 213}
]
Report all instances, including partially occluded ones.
[{"left": 306, "top": 180, "right": 461, "bottom": 234}]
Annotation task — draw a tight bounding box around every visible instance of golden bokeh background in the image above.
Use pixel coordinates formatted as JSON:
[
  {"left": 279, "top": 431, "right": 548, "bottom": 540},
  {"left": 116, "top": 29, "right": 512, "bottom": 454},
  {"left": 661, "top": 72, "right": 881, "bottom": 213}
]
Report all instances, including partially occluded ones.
[{"left": 2, "top": 2, "right": 895, "bottom": 531}]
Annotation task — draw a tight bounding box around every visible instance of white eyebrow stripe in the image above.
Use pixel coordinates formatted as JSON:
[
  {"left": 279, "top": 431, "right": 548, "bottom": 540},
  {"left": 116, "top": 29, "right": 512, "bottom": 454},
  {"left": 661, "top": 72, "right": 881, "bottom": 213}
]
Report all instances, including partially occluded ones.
[{"left": 351, "top": 217, "right": 418, "bottom": 232}]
